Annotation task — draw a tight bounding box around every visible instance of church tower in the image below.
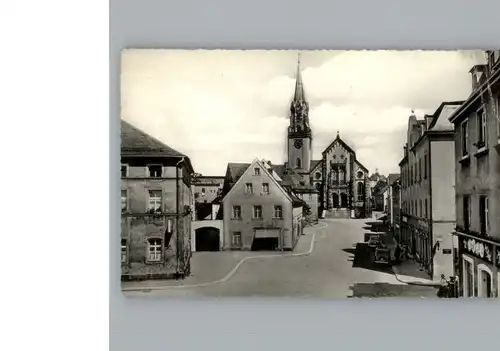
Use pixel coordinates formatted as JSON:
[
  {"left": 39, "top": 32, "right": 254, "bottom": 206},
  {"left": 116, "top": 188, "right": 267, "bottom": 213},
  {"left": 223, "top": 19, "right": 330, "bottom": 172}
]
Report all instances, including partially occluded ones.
[{"left": 287, "top": 53, "right": 312, "bottom": 176}]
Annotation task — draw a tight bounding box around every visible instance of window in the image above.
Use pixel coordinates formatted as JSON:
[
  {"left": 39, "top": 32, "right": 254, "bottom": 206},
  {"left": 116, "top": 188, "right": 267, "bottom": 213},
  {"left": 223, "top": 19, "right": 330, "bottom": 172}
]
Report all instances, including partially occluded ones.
[
  {"left": 253, "top": 205, "right": 262, "bottom": 219},
  {"left": 121, "top": 239, "right": 127, "bottom": 263},
  {"left": 274, "top": 205, "right": 283, "bottom": 219},
  {"left": 201, "top": 188, "right": 206, "bottom": 196},
  {"left": 423, "top": 154, "right": 428, "bottom": 178},
  {"left": 477, "top": 108, "right": 487, "bottom": 148},
  {"left": 232, "top": 206, "right": 241, "bottom": 220},
  {"left": 121, "top": 190, "right": 128, "bottom": 212},
  {"left": 461, "top": 120, "right": 469, "bottom": 156},
  {"left": 357, "top": 171, "right": 363, "bottom": 179},
  {"left": 315, "top": 172, "right": 321, "bottom": 180},
  {"left": 262, "top": 183, "right": 269, "bottom": 194},
  {"left": 147, "top": 238, "right": 162, "bottom": 262},
  {"left": 232, "top": 232, "right": 242, "bottom": 247},
  {"left": 463, "top": 258, "right": 474, "bottom": 297},
  {"left": 245, "top": 183, "right": 253, "bottom": 194},
  {"left": 121, "top": 165, "right": 128, "bottom": 177},
  {"left": 410, "top": 165, "right": 413, "bottom": 185},
  {"left": 254, "top": 168, "right": 260, "bottom": 176},
  {"left": 357, "top": 182, "right": 364, "bottom": 201},
  {"left": 418, "top": 158, "right": 422, "bottom": 181},
  {"left": 148, "top": 190, "right": 162, "bottom": 212},
  {"left": 419, "top": 200, "right": 422, "bottom": 217},
  {"left": 296, "top": 158, "right": 301, "bottom": 168},
  {"left": 463, "top": 195, "right": 470, "bottom": 231},
  {"left": 148, "top": 165, "right": 162, "bottom": 177},
  {"left": 496, "top": 93, "right": 500, "bottom": 141},
  {"left": 424, "top": 199, "right": 428, "bottom": 218},
  {"left": 479, "top": 196, "right": 489, "bottom": 235}
]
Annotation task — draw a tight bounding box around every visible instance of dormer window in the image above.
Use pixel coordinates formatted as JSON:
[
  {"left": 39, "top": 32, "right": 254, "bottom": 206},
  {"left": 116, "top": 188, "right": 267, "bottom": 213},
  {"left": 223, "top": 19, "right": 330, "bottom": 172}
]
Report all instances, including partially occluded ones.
[{"left": 148, "top": 165, "right": 162, "bottom": 178}]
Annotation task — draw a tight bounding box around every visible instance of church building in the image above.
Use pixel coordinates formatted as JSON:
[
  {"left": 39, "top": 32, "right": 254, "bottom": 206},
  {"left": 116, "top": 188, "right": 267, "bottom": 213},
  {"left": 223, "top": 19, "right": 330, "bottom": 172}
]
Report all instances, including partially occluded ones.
[{"left": 277, "top": 54, "right": 371, "bottom": 219}]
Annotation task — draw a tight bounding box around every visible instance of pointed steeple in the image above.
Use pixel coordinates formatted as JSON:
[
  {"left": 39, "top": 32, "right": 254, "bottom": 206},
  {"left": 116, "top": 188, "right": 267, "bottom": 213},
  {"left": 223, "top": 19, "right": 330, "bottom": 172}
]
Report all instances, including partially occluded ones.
[{"left": 293, "top": 52, "right": 306, "bottom": 102}]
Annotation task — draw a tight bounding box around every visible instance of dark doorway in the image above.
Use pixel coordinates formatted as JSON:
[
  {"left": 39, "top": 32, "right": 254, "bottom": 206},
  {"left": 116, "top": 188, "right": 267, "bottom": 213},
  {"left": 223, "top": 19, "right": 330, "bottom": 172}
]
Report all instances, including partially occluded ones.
[
  {"left": 332, "top": 193, "right": 339, "bottom": 208},
  {"left": 195, "top": 227, "right": 220, "bottom": 251},
  {"left": 341, "top": 193, "right": 348, "bottom": 208},
  {"left": 251, "top": 238, "right": 279, "bottom": 251}
]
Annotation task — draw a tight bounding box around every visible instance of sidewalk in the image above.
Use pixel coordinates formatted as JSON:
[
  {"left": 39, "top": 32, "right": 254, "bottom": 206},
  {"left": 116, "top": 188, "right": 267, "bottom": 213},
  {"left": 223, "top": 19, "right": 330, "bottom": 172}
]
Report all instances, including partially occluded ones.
[
  {"left": 369, "top": 220, "right": 440, "bottom": 288},
  {"left": 122, "top": 223, "right": 320, "bottom": 290}
]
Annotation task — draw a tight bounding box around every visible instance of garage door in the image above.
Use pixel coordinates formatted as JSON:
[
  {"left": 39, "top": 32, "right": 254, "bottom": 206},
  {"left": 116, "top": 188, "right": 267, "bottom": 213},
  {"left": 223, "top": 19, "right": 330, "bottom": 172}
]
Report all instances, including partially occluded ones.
[{"left": 255, "top": 229, "right": 280, "bottom": 238}]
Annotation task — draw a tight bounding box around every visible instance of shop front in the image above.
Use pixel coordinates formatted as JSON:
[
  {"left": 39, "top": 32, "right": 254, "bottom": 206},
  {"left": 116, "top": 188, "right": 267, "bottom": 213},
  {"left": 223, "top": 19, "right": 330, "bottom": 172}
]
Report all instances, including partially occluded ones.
[{"left": 455, "top": 231, "right": 499, "bottom": 298}]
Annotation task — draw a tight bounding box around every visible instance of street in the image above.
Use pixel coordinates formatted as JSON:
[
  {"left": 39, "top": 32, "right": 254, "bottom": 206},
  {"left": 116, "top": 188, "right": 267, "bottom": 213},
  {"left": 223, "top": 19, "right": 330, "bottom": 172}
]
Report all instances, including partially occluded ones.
[{"left": 123, "top": 218, "right": 438, "bottom": 298}]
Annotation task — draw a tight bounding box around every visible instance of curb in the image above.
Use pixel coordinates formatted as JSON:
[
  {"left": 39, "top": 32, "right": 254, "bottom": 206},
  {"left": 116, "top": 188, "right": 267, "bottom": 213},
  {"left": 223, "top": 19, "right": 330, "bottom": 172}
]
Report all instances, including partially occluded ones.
[
  {"left": 123, "top": 224, "right": 326, "bottom": 292},
  {"left": 392, "top": 267, "right": 441, "bottom": 288}
]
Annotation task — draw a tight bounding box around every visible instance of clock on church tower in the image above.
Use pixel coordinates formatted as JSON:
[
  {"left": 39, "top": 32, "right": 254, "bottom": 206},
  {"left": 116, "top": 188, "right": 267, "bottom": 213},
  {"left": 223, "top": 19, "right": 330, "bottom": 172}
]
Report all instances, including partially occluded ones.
[{"left": 294, "top": 139, "right": 303, "bottom": 149}]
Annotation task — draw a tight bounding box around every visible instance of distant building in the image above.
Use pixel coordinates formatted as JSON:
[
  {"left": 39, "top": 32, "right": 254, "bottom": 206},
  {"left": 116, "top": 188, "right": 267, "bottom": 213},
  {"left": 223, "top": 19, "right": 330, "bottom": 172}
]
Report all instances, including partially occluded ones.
[
  {"left": 120, "top": 120, "right": 195, "bottom": 281},
  {"left": 450, "top": 51, "right": 500, "bottom": 298},
  {"left": 221, "top": 158, "right": 305, "bottom": 251},
  {"left": 399, "top": 101, "right": 463, "bottom": 281},
  {"left": 193, "top": 176, "right": 224, "bottom": 204},
  {"left": 387, "top": 174, "right": 401, "bottom": 239}
]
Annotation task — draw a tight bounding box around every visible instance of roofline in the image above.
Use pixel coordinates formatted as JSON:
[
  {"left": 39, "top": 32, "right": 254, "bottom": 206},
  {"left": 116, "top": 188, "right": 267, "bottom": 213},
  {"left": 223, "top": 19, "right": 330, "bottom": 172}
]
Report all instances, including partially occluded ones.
[
  {"left": 321, "top": 135, "right": 356, "bottom": 156},
  {"left": 427, "top": 100, "right": 465, "bottom": 130},
  {"left": 410, "top": 130, "right": 454, "bottom": 153},
  {"left": 221, "top": 158, "right": 292, "bottom": 204},
  {"left": 355, "top": 159, "right": 369, "bottom": 172},
  {"left": 449, "top": 68, "right": 500, "bottom": 124}
]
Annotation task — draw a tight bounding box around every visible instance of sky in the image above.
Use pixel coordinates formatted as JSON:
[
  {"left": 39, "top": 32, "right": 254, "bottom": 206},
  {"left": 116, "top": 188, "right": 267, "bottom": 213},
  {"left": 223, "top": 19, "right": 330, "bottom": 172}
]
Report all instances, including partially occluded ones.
[{"left": 121, "top": 49, "right": 485, "bottom": 176}]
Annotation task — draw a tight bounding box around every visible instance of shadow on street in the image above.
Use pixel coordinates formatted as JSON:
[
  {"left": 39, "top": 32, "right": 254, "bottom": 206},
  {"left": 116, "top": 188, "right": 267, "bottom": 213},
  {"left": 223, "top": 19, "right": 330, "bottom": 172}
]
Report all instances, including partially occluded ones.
[{"left": 343, "top": 242, "right": 393, "bottom": 275}]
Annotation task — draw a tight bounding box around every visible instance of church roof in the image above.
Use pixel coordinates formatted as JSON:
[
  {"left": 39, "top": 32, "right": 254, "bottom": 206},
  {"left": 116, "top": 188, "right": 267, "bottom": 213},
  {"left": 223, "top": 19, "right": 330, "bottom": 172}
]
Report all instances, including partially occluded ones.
[
  {"left": 310, "top": 160, "right": 322, "bottom": 172},
  {"left": 322, "top": 131, "right": 356, "bottom": 156},
  {"left": 293, "top": 52, "right": 306, "bottom": 102}
]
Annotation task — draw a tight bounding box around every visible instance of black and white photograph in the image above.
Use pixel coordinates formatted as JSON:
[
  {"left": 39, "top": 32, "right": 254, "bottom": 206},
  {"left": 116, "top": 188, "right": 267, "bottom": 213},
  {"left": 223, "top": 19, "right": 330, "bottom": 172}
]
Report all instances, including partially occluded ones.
[{"left": 119, "top": 49, "right": 500, "bottom": 298}]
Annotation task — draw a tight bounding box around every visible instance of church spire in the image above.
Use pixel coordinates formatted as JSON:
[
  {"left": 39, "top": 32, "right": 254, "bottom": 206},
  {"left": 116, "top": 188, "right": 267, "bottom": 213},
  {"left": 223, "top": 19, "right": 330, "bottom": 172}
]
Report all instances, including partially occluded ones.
[{"left": 293, "top": 52, "right": 306, "bottom": 102}]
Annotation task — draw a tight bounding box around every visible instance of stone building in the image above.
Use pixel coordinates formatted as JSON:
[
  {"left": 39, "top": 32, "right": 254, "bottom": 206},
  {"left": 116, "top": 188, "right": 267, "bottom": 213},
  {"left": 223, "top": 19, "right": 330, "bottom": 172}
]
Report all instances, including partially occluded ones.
[
  {"left": 192, "top": 176, "right": 224, "bottom": 204},
  {"left": 120, "top": 120, "right": 195, "bottom": 281},
  {"left": 450, "top": 50, "right": 500, "bottom": 298},
  {"left": 399, "top": 102, "right": 463, "bottom": 281},
  {"left": 221, "top": 159, "right": 304, "bottom": 251}
]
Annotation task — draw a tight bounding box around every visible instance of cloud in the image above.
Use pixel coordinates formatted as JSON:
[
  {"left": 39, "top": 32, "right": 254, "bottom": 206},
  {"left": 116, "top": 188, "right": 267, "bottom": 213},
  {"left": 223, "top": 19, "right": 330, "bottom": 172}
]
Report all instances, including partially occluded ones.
[{"left": 121, "top": 49, "right": 485, "bottom": 176}]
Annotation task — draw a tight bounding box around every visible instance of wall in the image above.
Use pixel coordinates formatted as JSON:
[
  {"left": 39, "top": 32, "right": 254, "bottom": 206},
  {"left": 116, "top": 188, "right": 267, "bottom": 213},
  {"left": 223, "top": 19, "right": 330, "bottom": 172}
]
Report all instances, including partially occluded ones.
[
  {"left": 454, "top": 99, "right": 500, "bottom": 240},
  {"left": 193, "top": 177, "right": 224, "bottom": 204},
  {"left": 121, "top": 162, "right": 193, "bottom": 280},
  {"left": 432, "top": 222, "right": 455, "bottom": 280},
  {"left": 222, "top": 163, "right": 293, "bottom": 250},
  {"left": 191, "top": 219, "right": 224, "bottom": 251},
  {"left": 430, "top": 140, "right": 456, "bottom": 222}
]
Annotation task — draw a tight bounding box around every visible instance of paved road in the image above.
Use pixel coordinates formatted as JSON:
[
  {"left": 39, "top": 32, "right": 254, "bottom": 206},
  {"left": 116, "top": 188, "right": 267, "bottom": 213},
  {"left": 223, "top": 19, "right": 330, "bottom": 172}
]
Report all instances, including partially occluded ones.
[{"left": 124, "top": 219, "right": 437, "bottom": 298}]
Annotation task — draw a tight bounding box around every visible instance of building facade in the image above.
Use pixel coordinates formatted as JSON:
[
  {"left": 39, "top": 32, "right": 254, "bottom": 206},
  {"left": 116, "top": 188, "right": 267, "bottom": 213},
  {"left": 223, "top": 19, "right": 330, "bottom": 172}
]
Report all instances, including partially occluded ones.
[
  {"left": 399, "top": 102, "right": 463, "bottom": 281},
  {"left": 221, "top": 159, "right": 304, "bottom": 251},
  {"left": 193, "top": 176, "right": 224, "bottom": 204},
  {"left": 120, "top": 120, "right": 195, "bottom": 281},
  {"left": 389, "top": 176, "right": 402, "bottom": 241},
  {"left": 450, "top": 51, "right": 500, "bottom": 298}
]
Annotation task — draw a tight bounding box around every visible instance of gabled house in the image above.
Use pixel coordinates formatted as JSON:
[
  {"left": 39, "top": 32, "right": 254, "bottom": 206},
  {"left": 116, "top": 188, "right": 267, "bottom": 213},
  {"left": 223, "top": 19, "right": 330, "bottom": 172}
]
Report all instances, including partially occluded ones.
[{"left": 221, "top": 158, "right": 305, "bottom": 251}]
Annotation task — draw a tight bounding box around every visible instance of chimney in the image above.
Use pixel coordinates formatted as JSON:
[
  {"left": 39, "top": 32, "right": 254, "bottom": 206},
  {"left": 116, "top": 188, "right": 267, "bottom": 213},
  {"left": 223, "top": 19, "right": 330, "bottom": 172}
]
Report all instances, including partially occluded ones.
[{"left": 469, "top": 64, "right": 487, "bottom": 91}]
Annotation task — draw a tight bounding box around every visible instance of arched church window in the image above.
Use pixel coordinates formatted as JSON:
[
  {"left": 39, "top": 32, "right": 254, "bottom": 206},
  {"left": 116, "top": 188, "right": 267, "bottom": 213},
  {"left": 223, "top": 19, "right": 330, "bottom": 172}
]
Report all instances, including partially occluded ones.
[
  {"left": 296, "top": 158, "right": 301, "bottom": 169},
  {"left": 357, "top": 182, "right": 365, "bottom": 201},
  {"left": 315, "top": 183, "right": 321, "bottom": 191},
  {"left": 332, "top": 170, "right": 337, "bottom": 181}
]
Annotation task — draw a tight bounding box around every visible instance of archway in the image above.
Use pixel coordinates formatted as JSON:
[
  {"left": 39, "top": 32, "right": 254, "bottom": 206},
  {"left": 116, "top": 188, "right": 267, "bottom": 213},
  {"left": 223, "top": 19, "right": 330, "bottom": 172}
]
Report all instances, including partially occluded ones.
[
  {"left": 357, "top": 182, "right": 365, "bottom": 201},
  {"left": 195, "top": 227, "right": 220, "bottom": 251}
]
